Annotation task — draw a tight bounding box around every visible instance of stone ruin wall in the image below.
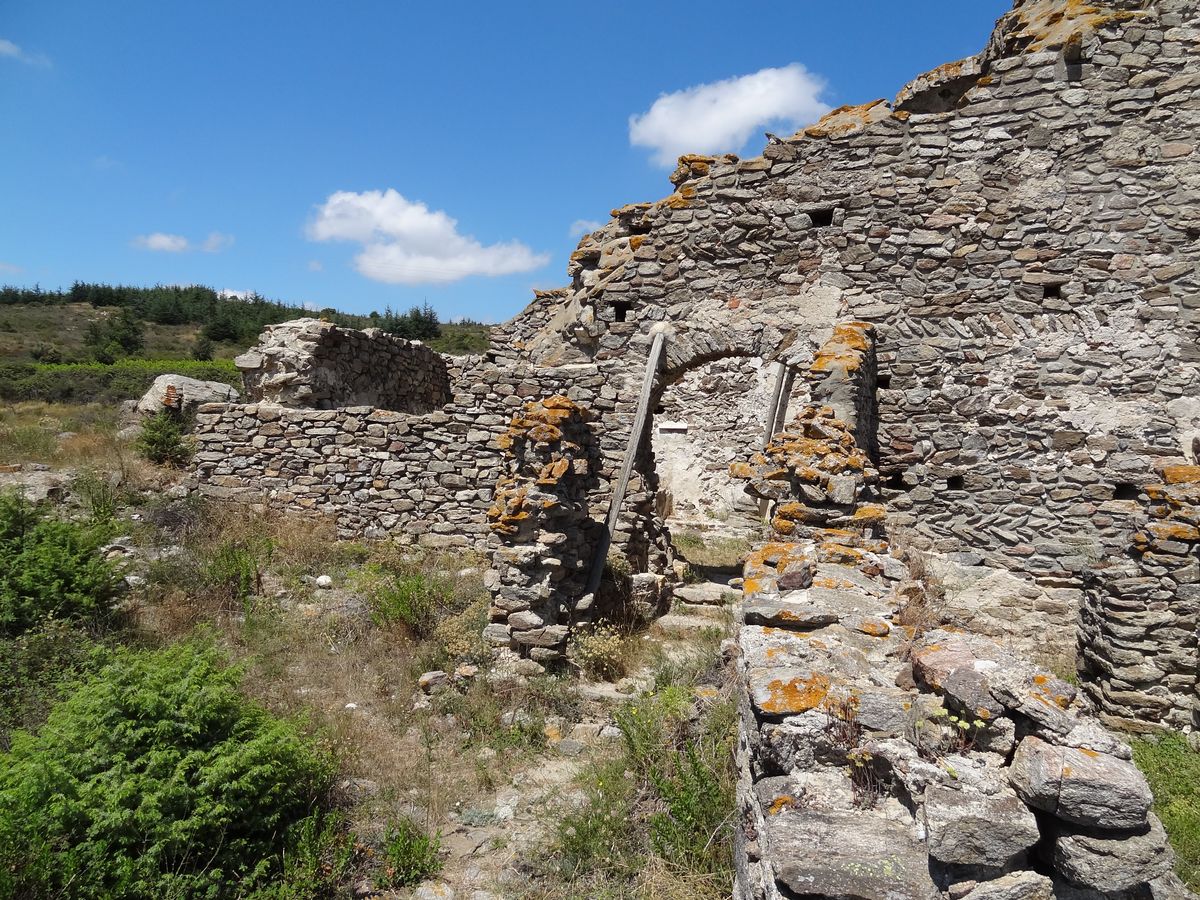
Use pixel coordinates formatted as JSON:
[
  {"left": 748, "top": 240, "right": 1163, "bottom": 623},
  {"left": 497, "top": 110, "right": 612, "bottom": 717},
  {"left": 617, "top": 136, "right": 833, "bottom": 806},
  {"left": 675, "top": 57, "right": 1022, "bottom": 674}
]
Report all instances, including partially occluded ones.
[
  {"left": 732, "top": 323, "right": 1187, "bottom": 900},
  {"left": 236, "top": 318, "right": 452, "bottom": 413},
  {"left": 192, "top": 0, "right": 1200, "bottom": 727}
]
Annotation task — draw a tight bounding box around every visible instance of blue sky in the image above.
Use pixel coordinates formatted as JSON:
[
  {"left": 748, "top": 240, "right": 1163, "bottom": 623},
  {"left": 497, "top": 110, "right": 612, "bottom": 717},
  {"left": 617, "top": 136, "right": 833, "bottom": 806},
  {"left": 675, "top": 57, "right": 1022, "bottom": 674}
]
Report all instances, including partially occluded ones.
[{"left": 1, "top": 1, "right": 1010, "bottom": 322}]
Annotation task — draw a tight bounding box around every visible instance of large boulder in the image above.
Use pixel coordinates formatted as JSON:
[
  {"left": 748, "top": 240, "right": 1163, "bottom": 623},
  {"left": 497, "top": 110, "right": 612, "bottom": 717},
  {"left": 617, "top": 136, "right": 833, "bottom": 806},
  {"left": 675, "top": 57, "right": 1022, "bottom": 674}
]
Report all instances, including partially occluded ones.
[
  {"left": 1009, "top": 736, "right": 1152, "bottom": 829},
  {"left": 136, "top": 375, "right": 240, "bottom": 418}
]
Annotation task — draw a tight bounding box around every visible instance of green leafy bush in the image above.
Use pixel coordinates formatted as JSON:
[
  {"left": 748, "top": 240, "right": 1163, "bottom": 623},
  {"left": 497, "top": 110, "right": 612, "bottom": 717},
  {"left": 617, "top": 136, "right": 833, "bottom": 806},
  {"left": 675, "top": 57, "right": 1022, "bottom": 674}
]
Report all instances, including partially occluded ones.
[
  {"left": 204, "top": 535, "right": 274, "bottom": 609},
  {"left": 0, "top": 618, "right": 103, "bottom": 750},
  {"left": 136, "top": 409, "right": 193, "bottom": 466},
  {"left": 378, "top": 817, "right": 443, "bottom": 889},
  {"left": 0, "top": 492, "right": 121, "bottom": 636},
  {"left": 0, "top": 641, "right": 335, "bottom": 900}
]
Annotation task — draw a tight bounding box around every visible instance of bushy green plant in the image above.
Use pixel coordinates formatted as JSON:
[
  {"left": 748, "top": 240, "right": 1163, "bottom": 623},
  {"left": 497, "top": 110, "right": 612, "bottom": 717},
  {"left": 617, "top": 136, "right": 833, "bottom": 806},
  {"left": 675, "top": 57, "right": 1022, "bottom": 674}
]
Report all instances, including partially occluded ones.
[
  {"left": 569, "top": 623, "right": 635, "bottom": 681},
  {"left": 377, "top": 817, "right": 443, "bottom": 888},
  {"left": 137, "top": 409, "right": 193, "bottom": 466},
  {"left": 253, "top": 811, "right": 361, "bottom": 900},
  {"left": 0, "top": 618, "right": 104, "bottom": 750},
  {"left": 0, "top": 491, "right": 121, "bottom": 636},
  {"left": 357, "top": 563, "right": 455, "bottom": 637},
  {"left": 73, "top": 469, "right": 118, "bottom": 523},
  {"left": 0, "top": 641, "right": 335, "bottom": 900}
]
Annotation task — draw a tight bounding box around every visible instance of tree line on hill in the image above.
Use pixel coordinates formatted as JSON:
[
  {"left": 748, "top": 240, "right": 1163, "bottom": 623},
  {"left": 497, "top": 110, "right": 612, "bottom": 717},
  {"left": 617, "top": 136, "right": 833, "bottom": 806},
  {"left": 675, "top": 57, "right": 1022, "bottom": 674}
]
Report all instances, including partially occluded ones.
[{"left": 2, "top": 282, "right": 463, "bottom": 361}]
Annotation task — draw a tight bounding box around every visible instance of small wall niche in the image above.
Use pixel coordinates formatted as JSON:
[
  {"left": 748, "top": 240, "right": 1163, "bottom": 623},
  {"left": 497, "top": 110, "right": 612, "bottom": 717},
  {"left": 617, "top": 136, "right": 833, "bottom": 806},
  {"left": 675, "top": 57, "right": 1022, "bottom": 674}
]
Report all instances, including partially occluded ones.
[
  {"left": 1043, "top": 283, "right": 1064, "bottom": 300},
  {"left": 885, "top": 471, "right": 910, "bottom": 492},
  {"left": 947, "top": 475, "right": 965, "bottom": 491},
  {"left": 877, "top": 373, "right": 893, "bottom": 390},
  {"left": 613, "top": 299, "right": 633, "bottom": 323},
  {"left": 809, "top": 208, "right": 835, "bottom": 228},
  {"left": 1113, "top": 483, "right": 1140, "bottom": 501}
]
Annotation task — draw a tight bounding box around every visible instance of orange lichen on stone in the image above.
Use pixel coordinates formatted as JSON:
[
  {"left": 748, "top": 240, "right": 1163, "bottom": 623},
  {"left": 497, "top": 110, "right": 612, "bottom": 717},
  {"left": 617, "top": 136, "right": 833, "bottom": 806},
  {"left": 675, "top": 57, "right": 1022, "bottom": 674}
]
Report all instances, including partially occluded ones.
[
  {"left": 856, "top": 618, "right": 891, "bottom": 637},
  {"left": 761, "top": 673, "right": 831, "bottom": 715},
  {"left": 1006, "top": 0, "right": 1145, "bottom": 52},
  {"left": 803, "top": 100, "right": 892, "bottom": 139},
  {"left": 767, "top": 794, "right": 799, "bottom": 816},
  {"left": 1148, "top": 521, "right": 1200, "bottom": 542},
  {"left": 852, "top": 504, "right": 887, "bottom": 524},
  {"left": 1161, "top": 465, "right": 1200, "bottom": 485}
]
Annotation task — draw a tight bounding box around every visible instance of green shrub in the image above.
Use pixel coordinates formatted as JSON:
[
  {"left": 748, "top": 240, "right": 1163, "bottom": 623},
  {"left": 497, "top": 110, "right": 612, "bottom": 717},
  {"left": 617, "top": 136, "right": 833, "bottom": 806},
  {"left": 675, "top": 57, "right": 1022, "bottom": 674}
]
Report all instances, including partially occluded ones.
[
  {"left": 254, "top": 811, "right": 361, "bottom": 900},
  {"left": 0, "top": 618, "right": 104, "bottom": 750},
  {"left": 1132, "top": 733, "right": 1200, "bottom": 890},
  {"left": 72, "top": 470, "right": 119, "bottom": 523},
  {"left": 377, "top": 817, "right": 443, "bottom": 889},
  {"left": 569, "top": 623, "right": 635, "bottom": 681},
  {"left": 357, "top": 564, "right": 454, "bottom": 637},
  {"left": 137, "top": 409, "right": 193, "bottom": 466},
  {"left": 0, "top": 641, "right": 335, "bottom": 900},
  {"left": 0, "top": 492, "right": 122, "bottom": 636},
  {"left": 0, "top": 358, "right": 239, "bottom": 404}
]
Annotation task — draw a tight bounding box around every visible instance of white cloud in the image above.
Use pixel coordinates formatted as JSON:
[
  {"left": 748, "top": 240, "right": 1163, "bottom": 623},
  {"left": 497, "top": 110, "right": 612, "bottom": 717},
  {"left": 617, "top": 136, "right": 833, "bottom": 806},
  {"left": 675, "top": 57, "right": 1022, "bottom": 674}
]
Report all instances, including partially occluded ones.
[
  {"left": 569, "top": 219, "right": 603, "bottom": 238},
  {"left": 0, "top": 38, "right": 50, "bottom": 67},
  {"left": 218, "top": 288, "right": 253, "bottom": 301},
  {"left": 131, "top": 231, "right": 234, "bottom": 253},
  {"left": 629, "top": 63, "right": 830, "bottom": 167},
  {"left": 307, "top": 188, "right": 550, "bottom": 285},
  {"left": 133, "top": 232, "right": 190, "bottom": 253},
  {"left": 92, "top": 155, "right": 120, "bottom": 171},
  {"left": 307, "top": 260, "right": 324, "bottom": 272},
  {"left": 301, "top": 301, "right": 322, "bottom": 311},
  {"left": 0, "top": 261, "right": 21, "bottom": 274},
  {"left": 201, "top": 231, "right": 234, "bottom": 253}
]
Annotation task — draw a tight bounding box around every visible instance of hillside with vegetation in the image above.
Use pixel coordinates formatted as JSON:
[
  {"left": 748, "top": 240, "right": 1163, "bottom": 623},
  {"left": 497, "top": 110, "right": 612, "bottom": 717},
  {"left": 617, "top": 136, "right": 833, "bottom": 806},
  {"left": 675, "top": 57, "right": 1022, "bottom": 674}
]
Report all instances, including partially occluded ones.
[{"left": 0, "top": 282, "right": 492, "bottom": 403}]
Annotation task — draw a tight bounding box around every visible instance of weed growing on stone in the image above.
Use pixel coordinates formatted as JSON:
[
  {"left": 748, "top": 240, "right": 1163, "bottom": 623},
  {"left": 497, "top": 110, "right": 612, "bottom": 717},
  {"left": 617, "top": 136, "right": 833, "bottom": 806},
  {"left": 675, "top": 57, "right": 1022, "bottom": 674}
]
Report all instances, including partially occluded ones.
[{"left": 569, "top": 623, "right": 637, "bottom": 681}]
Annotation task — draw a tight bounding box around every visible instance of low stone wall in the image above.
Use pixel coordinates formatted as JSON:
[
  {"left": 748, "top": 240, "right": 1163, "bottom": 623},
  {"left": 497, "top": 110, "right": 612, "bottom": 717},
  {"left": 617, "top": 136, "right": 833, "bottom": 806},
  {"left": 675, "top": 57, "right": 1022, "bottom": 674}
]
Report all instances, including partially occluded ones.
[
  {"left": 191, "top": 401, "right": 500, "bottom": 545},
  {"left": 235, "top": 318, "right": 451, "bottom": 413}
]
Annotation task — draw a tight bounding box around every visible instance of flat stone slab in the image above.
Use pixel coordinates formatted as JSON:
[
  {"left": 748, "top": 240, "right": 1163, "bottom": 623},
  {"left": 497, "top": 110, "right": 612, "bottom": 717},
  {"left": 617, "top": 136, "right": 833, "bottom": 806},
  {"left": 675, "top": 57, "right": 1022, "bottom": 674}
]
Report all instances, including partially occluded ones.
[
  {"left": 763, "top": 806, "right": 940, "bottom": 900},
  {"left": 747, "top": 666, "right": 832, "bottom": 717},
  {"left": 1052, "top": 814, "right": 1174, "bottom": 893},
  {"left": 744, "top": 586, "right": 889, "bottom": 631},
  {"left": 924, "top": 783, "right": 1040, "bottom": 867}
]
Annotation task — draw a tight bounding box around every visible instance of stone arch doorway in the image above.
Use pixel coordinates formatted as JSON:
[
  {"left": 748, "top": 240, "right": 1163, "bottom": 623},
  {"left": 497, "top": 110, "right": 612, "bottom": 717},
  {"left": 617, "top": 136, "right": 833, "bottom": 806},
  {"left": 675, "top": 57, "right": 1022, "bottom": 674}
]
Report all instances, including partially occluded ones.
[{"left": 626, "top": 323, "right": 831, "bottom": 581}]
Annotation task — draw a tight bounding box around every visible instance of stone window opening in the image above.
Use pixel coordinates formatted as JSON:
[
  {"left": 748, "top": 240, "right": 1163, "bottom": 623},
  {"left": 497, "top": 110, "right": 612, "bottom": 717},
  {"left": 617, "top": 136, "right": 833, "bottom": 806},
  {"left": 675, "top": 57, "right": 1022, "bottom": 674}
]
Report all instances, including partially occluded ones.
[
  {"left": 809, "top": 208, "right": 835, "bottom": 228},
  {"left": 613, "top": 299, "right": 633, "bottom": 323},
  {"left": 885, "top": 471, "right": 911, "bottom": 493},
  {"left": 947, "top": 474, "right": 965, "bottom": 491},
  {"left": 877, "top": 372, "right": 893, "bottom": 390},
  {"left": 1113, "top": 483, "right": 1140, "bottom": 501},
  {"left": 1043, "top": 283, "right": 1064, "bottom": 300}
]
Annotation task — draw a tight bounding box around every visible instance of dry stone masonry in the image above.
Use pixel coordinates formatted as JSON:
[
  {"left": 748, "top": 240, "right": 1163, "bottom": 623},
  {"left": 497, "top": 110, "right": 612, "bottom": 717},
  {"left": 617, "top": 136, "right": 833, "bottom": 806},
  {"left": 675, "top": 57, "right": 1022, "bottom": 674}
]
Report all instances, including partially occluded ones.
[
  {"left": 731, "top": 324, "right": 1187, "bottom": 900},
  {"left": 192, "top": 0, "right": 1200, "bottom": 727},
  {"left": 235, "top": 318, "right": 451, "bottom": 412}
]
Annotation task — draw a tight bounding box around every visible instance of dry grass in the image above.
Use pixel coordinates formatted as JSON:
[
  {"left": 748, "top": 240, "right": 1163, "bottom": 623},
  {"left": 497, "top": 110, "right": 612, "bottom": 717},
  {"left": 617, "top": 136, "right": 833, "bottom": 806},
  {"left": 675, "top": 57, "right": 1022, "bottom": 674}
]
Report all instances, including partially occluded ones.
[{"left": 671, "top": 531, "right": 753, "bottom": 570}]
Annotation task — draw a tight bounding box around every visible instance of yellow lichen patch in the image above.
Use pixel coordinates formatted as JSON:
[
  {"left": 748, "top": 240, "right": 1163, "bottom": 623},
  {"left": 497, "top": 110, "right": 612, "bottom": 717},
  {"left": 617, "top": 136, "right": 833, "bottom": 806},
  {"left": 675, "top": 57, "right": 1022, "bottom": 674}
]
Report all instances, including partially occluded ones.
[
  {"left": 729, "top": 461, "right": 754, "bottom": 479},
  {"left": 856, "top": 618, "right": 891, "bottom": 638},
  {"left": 630, "top": 235, "right": 645, "bottom": 250},
  {"left": 818, "top": 542, "right": 864, "bottom": 566},
  {"left": 852, "top": 505, "right": 887, "bottom": 524},
  {"left": 760, "top": 673, "right": 831, "bottom": 715},
  {"left": 526, "top": 423, "right": 562, "bottom": 444},
  {"left": 1161, "top": 465, "right": 1200, "bottom": 485},
  {"left": 1007, "top": 0, "right": 1146, "bottom": 53}
]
